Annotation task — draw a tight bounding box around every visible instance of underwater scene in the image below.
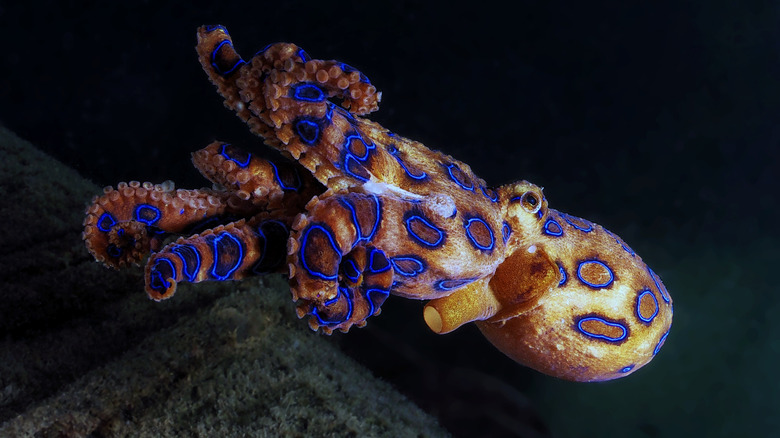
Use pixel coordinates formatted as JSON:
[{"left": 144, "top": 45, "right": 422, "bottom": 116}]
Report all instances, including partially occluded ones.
[{"left": 0, "top": 2, "right": 776, "bottom": 437}]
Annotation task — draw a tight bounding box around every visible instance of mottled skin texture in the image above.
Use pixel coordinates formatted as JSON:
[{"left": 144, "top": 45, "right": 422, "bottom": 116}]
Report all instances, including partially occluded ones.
[{"left": 83, "top": 25, "right": 672, "bottom": 382}]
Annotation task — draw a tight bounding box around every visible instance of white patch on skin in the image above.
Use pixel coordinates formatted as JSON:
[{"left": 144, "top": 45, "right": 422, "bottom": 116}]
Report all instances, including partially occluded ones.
[
  {"left": 362, "top": 181, "right": 424, "bottom": 201},
  {"left": 586, "top": 345, "right": 605, "bottom": 358},
  {"left": 424, "top": 194, "right": 456, "bottom": 218},
  {"left": 527, "top": 245, "right": 537, "bottom": 253}
]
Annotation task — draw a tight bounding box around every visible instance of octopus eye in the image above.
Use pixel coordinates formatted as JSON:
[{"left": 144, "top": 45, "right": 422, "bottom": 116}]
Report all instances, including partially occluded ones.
[{"left": 520, "top": 191, "right": 542, "bottom": 214}]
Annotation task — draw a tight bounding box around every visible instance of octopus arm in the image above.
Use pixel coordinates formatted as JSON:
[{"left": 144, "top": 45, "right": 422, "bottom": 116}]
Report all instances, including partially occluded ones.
[{"left": 82, "top": 181, "right": 251, "bottom": 269}]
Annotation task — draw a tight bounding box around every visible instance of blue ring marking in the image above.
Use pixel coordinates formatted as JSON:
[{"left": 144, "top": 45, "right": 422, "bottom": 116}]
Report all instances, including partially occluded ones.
[
  {"left": 390, "top": 256, "right": 426, "bottom": 277},
  {"left": 364, "top": 195, "right": 381, "bottom": 241},
  {"left": 648, "top": 267, "right": 671, "bottom": 303},
  {"left": 341, "top": 132, "right": 376, "bottom": 181},
  {"left": 296, "top": 47, "right": 311, "bottom": 62},
  {"left": 97, "top": 212, "right": 116, "bottom": 232},
  {"left": 562, "top": 213, "right": 594, "bottom": 232},
  {"left": 342, "top": 259, "right": 361, "bottom": 283},
  {"left": 636, "top": 289, "right": 659, "bottom": 323},
  {"left": 502, "top": 222, "right": 511, "bottom": 244},
  {"left": 204, "top": 25, "right": 228, "bottom": 34},
  {"left": 543, "top": 218, "right": 563, "bottom": 237},
  {"left": 435, "top": 278, "right": 475, "bottom": 291},
  {"left": 654, "top": 329, "right": 670, "bottom": 355},
  {"left": 219, "top": 143, "right": 251, "bottom": 168},
  {"left": 171, "top": 244, "right": 201, "bottom": 283},
  {"left": 388, "top": 147, "right": 428, "bottom": 181},
  {"left": 444, "top": 163, "right": 473, "bottom": 191},
  {"left": 324, "top": 103, "right": 335, "bottom": 123},
  {"left": 339, "top": 195, "right": 380, "bottom": 243},
  {"left": 268, "top": 160, "right": 302, "bottom": 191},
  {"left": 480, "top": 186, "right": 499, "bottom": 202},
  {"left": 576, "top": 316, "right": 628, "bottom": 342},
  {"left": 344, "top": 154, "right": 370, "bottom": 182},
  {"left": 368, "top": 249, "right": 391, "bottom": 273},
  {"left": 254, "top": 43, "right": 273, "bottom": 57},
  {"left": 536, "top": 210, "right": 544, "bottom": 220},
  {"left": 338, "top": 62, "right": 370, "bottom": 84},
  {"left": 556, "top": 261, "right": 568, "bottom": 286},
  {"left": 464, "top": 216, "right": 495, "bottom": 251},
  {"left": 210, "top": 40, "right": 246, "bottom": 76},
  {"left": 620, "top": 240, "right": 636, "bottom": 257},
  {"left": 620, "top": 365, "right": 635, "bottom": 373},
  {"left": 576, "top": 260, "right": 615, "bottom": 288},
  {"left": 604, "top": 229, "right": 636, "bottom": 257},
  {"left": 405, "top": 213, "right": 445, "bottom": 248},
  {"left": 106, "top": 244, "right": 122, "bottom": 258},
  {"left": 371, "top": 196, "right": 381, "bottom": 239},
  {"left": 300, "top": 224, "right": 341, "bottom": 281},
  {"left": 209, "top": 232, "right": 244, "bottom": 281},
  {"left": 339, "top": 196, "right": 361, "bottom": 243},
  {"left": 331, "top": 103, "right": 357, "bottom": 124},
  {"left": 149, "top": 257, "right": 177, "bottom": 292},
  {"left": 344, "top": 132, "right": 375, "bottom": 161},
  {"left": 364, "top": 287, "right": 390, "bottom": 315},
  {"left": 313, "top": 287, "right": 353, "bottom": 326},
  {"left": 134, "top": 204, "right": 161, "bottom": 226},
  {"left": 294, "top": 117, "right": 322, "bottom": 145},
  {"left": 291, "top": 83, "right": 326, "bottom": 102}
]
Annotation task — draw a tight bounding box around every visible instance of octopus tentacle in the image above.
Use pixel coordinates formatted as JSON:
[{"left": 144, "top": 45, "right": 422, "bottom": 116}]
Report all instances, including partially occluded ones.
[
  {"left": 287, "top": 192, "right": 391, "bottom": 333},
  {"left": 195, "top": 25, "right": 379, "bottom": 140},
  {"left": 145, "top": 217, "right": 290, "bottom": 301},
  {"left": 195, "top": 25, "right": 383, "bottom": 186},
  {"left": 82, "top": 181, "right": 253, "bottom": 269},
  {"left": 191, "top": 141, "right": 323, "bottom": 213}
]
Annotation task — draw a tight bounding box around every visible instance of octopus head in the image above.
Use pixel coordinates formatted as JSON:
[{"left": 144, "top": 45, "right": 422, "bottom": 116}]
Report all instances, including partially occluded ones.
[{"left": 478, "top": 181, "right": 673, "bottom": 381}]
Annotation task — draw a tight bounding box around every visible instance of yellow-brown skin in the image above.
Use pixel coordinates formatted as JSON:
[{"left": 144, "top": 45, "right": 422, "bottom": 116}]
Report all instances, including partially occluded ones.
[{"left": 83, "top": 25, "right": 672, "bottom": 382}]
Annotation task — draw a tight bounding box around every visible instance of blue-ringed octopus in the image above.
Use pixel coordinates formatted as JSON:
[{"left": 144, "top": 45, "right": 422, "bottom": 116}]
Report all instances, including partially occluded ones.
[{"left": 83, "top": 25, "right": 672, "bottom": 382}]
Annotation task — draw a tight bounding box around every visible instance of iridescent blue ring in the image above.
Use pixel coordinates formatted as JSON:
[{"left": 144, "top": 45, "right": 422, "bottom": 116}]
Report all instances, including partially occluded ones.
[
  {"left": 134, "top": 204, "right": 161, "bottom": 226},
  {"left": 543, "top": 218, "right": 563, "bottom": 237},
  {"left": 390, "top": 256, "right": 425, "bottom": 277},
  {"left": 405, "top": 214, "right": 445, "bottom": 248},
  {"left": 576, "top": 316, "right": 627, "bottom": 342},
  {"left": 636, "top": 289, "right": 659, "bottom": 323},
  {"left": 300, "top": 224, "right": 340, "bottom": 281},
  {"left": 576, "top": 260, "right": 614, "bottom": 288},
  {"left": 464, "top": 216, "right": 495, "bottom": 251},
  {"left": 209, "top": 232, "right": 244, "bottom": 280}
]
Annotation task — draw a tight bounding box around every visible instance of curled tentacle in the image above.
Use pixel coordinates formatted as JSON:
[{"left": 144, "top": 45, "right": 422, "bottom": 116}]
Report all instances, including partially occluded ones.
[
  {"left": 82, "top": 181, "right": 251, "bottom": 269},
  {"left": 287, "top": 192, "right": 391, "bottom": 333},
  {"left": 293, "top": 244, "right": 393, "bottom": 333}
]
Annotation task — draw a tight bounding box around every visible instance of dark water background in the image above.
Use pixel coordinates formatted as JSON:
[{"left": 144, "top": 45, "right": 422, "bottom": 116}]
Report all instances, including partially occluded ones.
[{"left": 2, "top": 1, "right": 778, "bottom": 437}]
